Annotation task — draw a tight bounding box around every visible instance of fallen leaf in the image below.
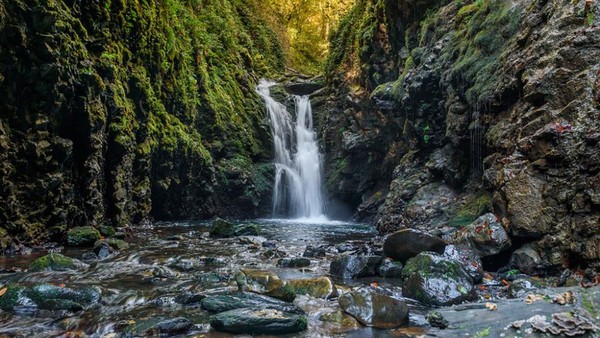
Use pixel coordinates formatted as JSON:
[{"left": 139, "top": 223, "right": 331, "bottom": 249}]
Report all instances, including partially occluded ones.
[
  {"left": 501, "top": 279, "right": 510, "bottom": 286},
  {"left": 370, "top": 282, "right": 379, "bottom": 287},
  {"left": 486, "top": 302, "right": 497, "bottom": 311},
  {"left": 484, "top": 293, "right": 491, "bottom": 300},
  {"left": 59, "top": 283, "right": 66, "bottom": 288},
  {"left": 479, "top": 285, "right": 488, "bottom": 291},
  {"left": 0, "top": 287, "right": 7, "bottom": 297},
  {"left": 483, "top": 272, "right": 494, "bottom": 280}
]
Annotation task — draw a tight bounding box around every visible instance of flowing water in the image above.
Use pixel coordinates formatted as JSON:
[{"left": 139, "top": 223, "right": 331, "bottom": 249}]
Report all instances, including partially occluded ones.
[
  {"left": 0, "top": 220, "right": 428, "bottom": 337},
  {"left": 257, "top": 80, "right": 326, "bottom": 220}
]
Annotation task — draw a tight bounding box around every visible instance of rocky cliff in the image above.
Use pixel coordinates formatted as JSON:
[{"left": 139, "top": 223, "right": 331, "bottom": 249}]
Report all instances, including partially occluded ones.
[
  {"left": 0, "top": 0, "right": 283, "bottom": 252},
  {"left": 320, "top": 0, "right": 600, "bottom": 271}
]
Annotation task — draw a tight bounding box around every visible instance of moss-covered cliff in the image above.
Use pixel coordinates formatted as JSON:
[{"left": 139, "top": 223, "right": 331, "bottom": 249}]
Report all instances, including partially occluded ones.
[
  {"left": 0, "top": 0, "right": 284, "bottom": 251},
  {"left": 321, "top": 0, "right": 600, "bottom": 270}
]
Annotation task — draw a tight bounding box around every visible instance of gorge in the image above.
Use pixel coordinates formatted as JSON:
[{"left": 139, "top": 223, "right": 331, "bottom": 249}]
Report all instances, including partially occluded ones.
[{"left": 0, "top": 0, "right": 599, "bottom": 336}]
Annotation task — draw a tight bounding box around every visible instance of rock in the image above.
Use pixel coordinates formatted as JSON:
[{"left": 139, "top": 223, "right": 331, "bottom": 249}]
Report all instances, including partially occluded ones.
[
  {"left": 453, "top": 213, "right": 511, "bottom": 257},
  {"left": 175, "top": 292, "right": 205, "bottom": 305},
  {"left": 284, "top": 81, "right": 324, "bottom": 96},
  {"left": 402, "top": 252, "right": 476, "bottom": 306},
  {"left": 67, "top": 227, "right": 101, "bottom": 247},
  {"left": 236, "top": 269, "right": 295, "bottom": 301},
  {"left": 330, "top": 255, "right": 382, "bottom": 279},
  {"left": 0, "top": 284, "right": 101, "bottom": 312},
  {"left": 287, "top": 277, "right": 337, "bottom": 299},
  {"left": 210, "top": 308, "right": 307, "bottom": 335},
  {"left": 377, "top": 258, "right": 404, "bottom": 278},
  {"left": 98, "top": 225, "right": 116, "bottom": 238},
  {"left": 29, "top": 253, "right": 84, "bottom": 272},
  {"left": 238, "top": 236, "right": 266, "bottom": 245},
  {"left": 277, "top": 257, "right": 311, "bottom": 268},
  {"left": 338, "top": 289, "right": 409, "bottom": 328},
  {"left": 426, "top": 311, "right": 449, "bottom": 329},
  {"left": 303, "top": 245, "right": 327, "bottom": 257},
  {"left": 81, "top": 252, "right": 98, "bottom": 261},
  {"left": 152, "top": 317, "right": 192, "bottom": 334},
  {"left": 510, "top": 243, "right": 543, "bottom": 275},
  {"left": 443, "top": 245, "right": 483, "bottom": 283},
  {"left": 210, "top": 218, "right": 259, "bottom": 237},
  {"left": 94, "top": 242, "right": 111, "bottom": 259},
  {"left": 383, "top": 229, "right": 447, "bottom": 262},
  {"left": 201, "top": 292, "right": 304, "bottom": 314}
]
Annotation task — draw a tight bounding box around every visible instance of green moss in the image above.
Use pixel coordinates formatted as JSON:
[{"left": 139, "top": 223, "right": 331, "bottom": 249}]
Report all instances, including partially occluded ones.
[
  {"left": 449, "top": 191, "right": 492, "bottom": 227},
  {"left": 67, "top": 227, "right": 101, "bottom": 247},
  {"left": 29, "top": 253, "right": 77, "bottom": 272}
]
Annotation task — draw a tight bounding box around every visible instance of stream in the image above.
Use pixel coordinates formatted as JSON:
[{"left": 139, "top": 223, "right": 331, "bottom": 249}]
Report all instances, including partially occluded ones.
[{"left": 0, "top": 219, "right": 428, "bottom": 337}]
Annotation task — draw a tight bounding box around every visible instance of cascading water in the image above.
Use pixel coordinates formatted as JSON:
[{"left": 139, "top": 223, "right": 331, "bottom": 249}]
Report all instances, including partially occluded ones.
[{"left": 257, "top": 80, "right": 326, "bottom": 220}]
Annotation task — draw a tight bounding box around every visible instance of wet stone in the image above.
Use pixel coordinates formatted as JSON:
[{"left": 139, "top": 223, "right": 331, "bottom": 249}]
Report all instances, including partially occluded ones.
[
  {"left": 338, "top": 289, "right": 409, "bottom": 328},
  {"left": 210, "top": 218, "right": 259, "bottom": 237},
  {"left": 236, "top": 269, "right": 296, "bottom": 301},
  {"left": 277, "top": 257, "right": 311, "bottom": 268},
  {"left": 201, "top": 292, "right": 304, "bottom": 314},
  {"left": 303, "top": 245, "right": 327, "bottom": 257},
  {"left": 29, "top": 253, "right": 84, "bottom": 272},
  {"left": 152, "top": 317, "right": 193, "bottom": 334},
  {"left": 453, "top": 213, "right": 511, "bottom": 257},
  {"left": 0, "top": 284, "right": 101, "bottom": 313},
  {"left": 287, "top": 277, "right": 337, "bottom": 299},
  {"left": 210, "top": 308, "right": 308, "bottom": 335},
  {"left": 383, "top": 229, "right": 447, "bottom": 262},
  {"left": 443, "top": 244, "right": 484, "bottom": 283},
  {"left": 402, "top": 252, "right": 476, "bottom": 306},
  {"left": 330, "top": 255, "right": 382, "bottom": 279},
  {"left": 377, "top": 258, "right": 404, "bottom": 278}
]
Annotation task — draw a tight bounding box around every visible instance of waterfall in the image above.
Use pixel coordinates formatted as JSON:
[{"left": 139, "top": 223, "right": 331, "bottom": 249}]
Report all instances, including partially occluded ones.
[{"left": 256, "top": 80, "right": 326, "bottom": 220}]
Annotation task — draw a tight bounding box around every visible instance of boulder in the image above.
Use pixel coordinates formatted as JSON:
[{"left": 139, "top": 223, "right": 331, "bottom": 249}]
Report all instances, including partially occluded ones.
[
  {"left": 377, "top": 258, "right": 404, "bottom": 278},
  {"left": 152, "top": 317, "right": 192, "bottom": 334},
  {"left": 330, "top": 255, "right": 382, "bottom": 279},
  {"left": 338, "top": 289, "right": 409, "bottom": 328},
  {"left": 453, "top": 213, "right": 511, "bottom": 257},
  {"left": 443, "top": 245, "right": 484, "bottom": 283},
  {"left": 210, "top": 219, "right": 259, "bottom": 237},
  {"left": 383, "top": 229, "right": 447, "bottom": 262},
  {"left": 402, "top": 252, "right": 476, "bottom": 306},
  {"left": 0, "top": 284, "right": 101, "bottom": 312},
  {"left": 210, "top": 308, "right": 308, "bottom": 335},
  {"left": 303, "top": 245, "right": 327, "bottom": 257},
  {"left": 201, "top": 292, "right": 304, "bottom": 314},
  {"left": 236, "top": 269, "right": 295, "bottom": 301},
  {"left": 287, "top": 277, "right": 337, "bottom": 299},
  {"left": 67, "top": 227, "right": 101, "bottom": 247},
  {"left": 277, "top": 257, "right": 311, "bottom": 268},
  {"left": 510, "top": 243, "right": 543, "bottom": 275},
  {"left": 29, "top": 253, "right": 84, "bottom": 272},
  {"left": 98, "top": 225, "right": 116, "bottom": 238}
]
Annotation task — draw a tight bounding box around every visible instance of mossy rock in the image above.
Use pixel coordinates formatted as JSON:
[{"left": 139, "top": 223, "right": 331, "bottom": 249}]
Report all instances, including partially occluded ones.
[
  {"left": 94, "top": 238, "right": 129, "bottom": 251},
  {"left": 449, "top": 192, "right": 492, "bottom": 227},
  {"left": 29, "top": 253, "right": 81, "bottom": 272},
  {"left": 67, "top": 227, "right": 101, "bottom": 247},
  {"left": 402, "top": 252, "right": 475, "bottom": 306},
  {"left": 210, "top": 219, "right": 259, "bottom": 237},
  {"left": 0, "top": 284, "right": 100, "bottom": 312},
  {"left": 287, "top": 277, "right": 338, "bottom": 299},
  {"left": 0, "top": 285, "right": 25, "bottom": 311},
  {"left": 98, "top": 225, "right": 116, "bottom": 238},
  {"left": 236, "top": 269, "right": 296, "bottom": 302}
]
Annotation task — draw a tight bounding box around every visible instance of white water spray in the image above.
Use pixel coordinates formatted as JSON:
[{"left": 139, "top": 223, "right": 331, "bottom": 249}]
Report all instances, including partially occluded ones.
[{"left": 257, "top": 80, "right": 326, "bottom": 220}]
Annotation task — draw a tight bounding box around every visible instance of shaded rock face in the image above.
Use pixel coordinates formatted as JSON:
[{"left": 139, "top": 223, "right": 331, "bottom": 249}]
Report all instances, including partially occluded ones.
[
  {"left": 402, "top": 252, "right": 476, "bottom": 306},
  {"left": 321, "top": 0, "right": 600, "bottom": 270},
  {"left": 338, "top": 289, "right": 409, "bottom": 328},
  {"left": 0, "top": 0, "right": 284, "bottom": 251},
  {"left": 201, "top": 292, "right": 304, "bottom": 314},
  {"left": 383, "top": 229, "right": 447, "bottom": 262}
]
